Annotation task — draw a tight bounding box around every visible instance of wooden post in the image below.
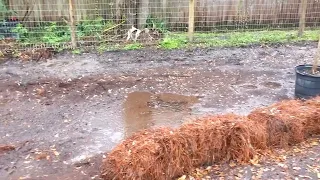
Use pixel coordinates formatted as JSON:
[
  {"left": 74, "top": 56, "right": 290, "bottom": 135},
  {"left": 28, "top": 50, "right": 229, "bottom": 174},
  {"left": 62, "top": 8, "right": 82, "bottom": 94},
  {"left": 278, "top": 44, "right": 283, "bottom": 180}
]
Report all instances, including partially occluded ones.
[
  {"left": 68, "top": 0, "right": 77, "bottom": 49},
  {"left": 188, "top": 0, "right": 195, "bottom": 42},
  {"left": 162, "top": 0, "right": 167, "bottom": 20},
  {"left": 137, "top": 0, "right": 149, "bottom": 29},
  {"left": 312, "top": 34, "right": 320, "bottom": 74},
  {"left": 298, "top": 0, "right": 307, "bottom": 37}
]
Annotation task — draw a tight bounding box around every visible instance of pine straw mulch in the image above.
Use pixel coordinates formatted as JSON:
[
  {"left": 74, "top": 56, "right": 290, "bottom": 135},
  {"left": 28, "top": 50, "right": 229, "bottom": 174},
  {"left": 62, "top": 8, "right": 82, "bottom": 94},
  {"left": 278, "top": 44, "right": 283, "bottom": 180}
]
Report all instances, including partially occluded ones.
[
  {"left": 101, "top": 97, "right": 320, "bottom": 180},
  {"left": 0, "top": 144, "right": 15, "bottom": 155}
]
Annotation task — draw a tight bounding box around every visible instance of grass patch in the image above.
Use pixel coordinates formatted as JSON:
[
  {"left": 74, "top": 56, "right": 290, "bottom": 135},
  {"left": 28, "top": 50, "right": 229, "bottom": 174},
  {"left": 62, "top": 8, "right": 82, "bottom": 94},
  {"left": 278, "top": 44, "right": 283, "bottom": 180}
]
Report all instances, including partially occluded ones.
[
  {"left": 96, "top": 43, "right": 122, "bottom": 53},
  {"left": 123, "top": 43, "right": 143, "bottom": 50},
  {"left": 159, "top": 30, "right": 319, "bottom": 49},
  {"left": 72, "top": 49, "right": 82, "bottom": 55},
  {"left": 159, "top": 35, "right": 188, "bottom": 49}
]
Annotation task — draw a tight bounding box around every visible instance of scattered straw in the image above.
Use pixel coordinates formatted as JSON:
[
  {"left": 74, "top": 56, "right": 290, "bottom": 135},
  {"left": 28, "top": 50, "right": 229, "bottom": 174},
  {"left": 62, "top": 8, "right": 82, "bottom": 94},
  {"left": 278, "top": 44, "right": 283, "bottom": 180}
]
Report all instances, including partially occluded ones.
[{"left": 0, "top": 144, "right": 15, "bottom": 154}]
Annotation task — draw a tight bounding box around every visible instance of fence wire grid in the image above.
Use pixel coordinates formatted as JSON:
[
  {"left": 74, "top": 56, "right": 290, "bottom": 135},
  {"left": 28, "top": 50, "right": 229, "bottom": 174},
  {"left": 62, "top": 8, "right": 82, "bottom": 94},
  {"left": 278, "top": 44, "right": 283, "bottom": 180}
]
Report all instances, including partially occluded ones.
[{"left": 0, "top": 0, "right": 320, "bottom": 52}]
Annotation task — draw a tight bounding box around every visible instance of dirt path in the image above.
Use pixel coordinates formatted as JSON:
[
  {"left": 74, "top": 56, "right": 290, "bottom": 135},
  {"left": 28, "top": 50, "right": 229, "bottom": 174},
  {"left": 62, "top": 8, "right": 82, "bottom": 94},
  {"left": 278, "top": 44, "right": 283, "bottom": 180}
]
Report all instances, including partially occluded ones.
[{"left": 0, "top": 43, "right": 319, "bottom": 179}]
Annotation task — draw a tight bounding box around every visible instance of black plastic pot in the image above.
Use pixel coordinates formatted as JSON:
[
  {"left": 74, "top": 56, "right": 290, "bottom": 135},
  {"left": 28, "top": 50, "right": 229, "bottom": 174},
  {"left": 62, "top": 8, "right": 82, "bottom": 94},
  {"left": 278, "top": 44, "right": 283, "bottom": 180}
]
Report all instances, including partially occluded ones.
[
  {"left": 295, "top": 64, "right": 320, "bottom": 99},
  {"left": 0, "top": 19, "right": 19, "bottom": 39}
]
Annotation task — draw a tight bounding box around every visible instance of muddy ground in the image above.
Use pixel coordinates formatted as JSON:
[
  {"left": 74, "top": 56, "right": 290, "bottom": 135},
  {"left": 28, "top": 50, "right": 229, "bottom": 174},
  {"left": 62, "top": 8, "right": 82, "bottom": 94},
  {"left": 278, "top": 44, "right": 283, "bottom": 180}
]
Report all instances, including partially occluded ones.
[{"left": 0, "top": 43, "right": 320, "bottom": 180}]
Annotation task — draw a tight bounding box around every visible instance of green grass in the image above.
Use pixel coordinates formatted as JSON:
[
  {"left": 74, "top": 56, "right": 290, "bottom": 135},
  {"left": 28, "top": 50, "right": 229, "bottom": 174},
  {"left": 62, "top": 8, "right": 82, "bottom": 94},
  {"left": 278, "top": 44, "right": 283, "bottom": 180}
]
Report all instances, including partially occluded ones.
[
  {"left": 123, "top": 43, "right": 143, "bottom": 50},
  {"left": 159, "top": 35, "right": 188, "bottom": 49},
  {"left": 95, "top": 42, "right": 142, "bottom": 53},
  {"left": 159, "top": 30, "right": 320, "bottom": 49},
  {"left": 96, "top": 43, "right": 121, "bottom": 53},
  {"left": 72, "top": 49, "right": 82, "bottom": 55}
]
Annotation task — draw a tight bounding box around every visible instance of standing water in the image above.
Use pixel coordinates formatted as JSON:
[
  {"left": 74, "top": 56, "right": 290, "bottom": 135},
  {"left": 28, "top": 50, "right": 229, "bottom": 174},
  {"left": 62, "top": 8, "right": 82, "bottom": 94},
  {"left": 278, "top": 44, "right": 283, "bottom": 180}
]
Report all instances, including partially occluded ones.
[{"left": 123, "top": 91, "right": 199, "bottom": 137}]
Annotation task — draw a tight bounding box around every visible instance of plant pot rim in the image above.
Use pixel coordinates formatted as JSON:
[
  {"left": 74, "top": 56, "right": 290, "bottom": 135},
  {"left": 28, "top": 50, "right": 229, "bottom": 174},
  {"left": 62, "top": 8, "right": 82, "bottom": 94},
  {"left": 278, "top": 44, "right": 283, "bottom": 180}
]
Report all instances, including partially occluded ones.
[{"left": 295, "top": 64, "right": 320, "bottom": 78}]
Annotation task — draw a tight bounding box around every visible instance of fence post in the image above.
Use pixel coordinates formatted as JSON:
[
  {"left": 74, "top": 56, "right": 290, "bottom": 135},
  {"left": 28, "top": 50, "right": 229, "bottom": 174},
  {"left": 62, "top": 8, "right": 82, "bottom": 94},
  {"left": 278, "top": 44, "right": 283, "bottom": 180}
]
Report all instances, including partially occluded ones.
[
  {"left": 68, "top": 0, "right": 77, "bottom": 49},
  {"left": 138, "top": 0, "right": 149, "bottom": 29},
  {"left": 298, "top": 0, "right": 307, "bottom": 37},
  {"left": 188, "top": 0, "right": 195, "bottom": 42}
]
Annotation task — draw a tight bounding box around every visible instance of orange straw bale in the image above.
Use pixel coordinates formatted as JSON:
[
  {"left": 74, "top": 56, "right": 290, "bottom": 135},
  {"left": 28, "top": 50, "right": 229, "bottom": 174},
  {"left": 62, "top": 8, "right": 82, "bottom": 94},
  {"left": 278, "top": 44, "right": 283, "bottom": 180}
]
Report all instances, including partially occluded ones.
[
  {"left": 101, "top": 128, "right": 193, "bottom": 180},
  {"left": 101, "top": 115, "right": 266, "bottom": 180},
  {"left": 179, "top": 114, "right": 260, "bottom": 164},
  {"left": 304, "top": 96, "right": 320, "bottom": 134},
  {"left": 248, "top": 98, "right": 320, "bottom": 147},
  {"left": 101, "top": 97, "right": 320, "bottom": 180}
]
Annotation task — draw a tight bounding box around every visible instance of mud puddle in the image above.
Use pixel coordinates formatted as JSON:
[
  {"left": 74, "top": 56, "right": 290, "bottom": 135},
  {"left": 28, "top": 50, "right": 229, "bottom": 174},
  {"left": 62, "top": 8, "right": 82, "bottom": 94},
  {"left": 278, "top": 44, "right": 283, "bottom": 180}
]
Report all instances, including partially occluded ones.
[
  {"left": 123, "top": 91, "right": 199, "bottom": 137},
  {"left": 66, "top": 91, "right": 201, "bottom": 165}
]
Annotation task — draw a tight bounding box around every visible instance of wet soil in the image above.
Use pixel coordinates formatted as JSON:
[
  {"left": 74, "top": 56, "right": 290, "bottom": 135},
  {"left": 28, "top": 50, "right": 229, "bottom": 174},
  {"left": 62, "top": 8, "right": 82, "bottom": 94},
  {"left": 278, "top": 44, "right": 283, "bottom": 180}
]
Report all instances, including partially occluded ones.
[{"left": 0, "top": 43, "right": 319, "bottom": 179}]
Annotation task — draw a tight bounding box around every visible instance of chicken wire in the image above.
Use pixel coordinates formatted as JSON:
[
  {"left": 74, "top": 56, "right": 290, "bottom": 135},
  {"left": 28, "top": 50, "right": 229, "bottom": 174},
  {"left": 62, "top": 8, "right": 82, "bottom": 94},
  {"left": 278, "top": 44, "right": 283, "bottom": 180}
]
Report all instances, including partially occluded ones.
[{"left": 0, "top": 0, "right": 319, "bottom": 50}]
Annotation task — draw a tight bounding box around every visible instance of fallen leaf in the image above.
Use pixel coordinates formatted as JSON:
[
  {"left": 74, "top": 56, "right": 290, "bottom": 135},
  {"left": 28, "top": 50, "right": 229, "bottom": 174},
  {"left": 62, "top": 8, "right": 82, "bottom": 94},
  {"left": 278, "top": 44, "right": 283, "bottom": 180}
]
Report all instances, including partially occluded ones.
[
  {"left": 311, "top": 141, "right": 319, "bottom": 146},
  {"left": 19, "top": 175, "right": 31, "bottom": 180},
  {"left": 293, "top": 167, "right": 301, "bottom": 171},
  {"left": 229, "top": 161, "right": 236, "bottom": 167},
  {"left": 250, "top": 155, "right": 260, "bottom": 166},
  {"left": 35, "top": 152, "right": 49, "bottom": 160},
  {"left": 205, "top": 166, "right": 212, "bottom": 172},
  {"left": 53, "top": 150, "right": 60, "bottom": 156},
  {"left": 279, "top": 155, "right": 286, "bottom": 161},
  {"left": 298, "top": 175, "right": 312, "bottom": 179},
  {"left": 36, "top": 88, "right": 45, "bottom": 96},
  {"left": 177, "top": 175, "right": 186, "bottom": 180},
  {"left": 212, "top": 165, "right": 220, "bottom": 171},
  {"left": 218, "top": 172, "right": 225, "bottom": 177},
  {"left": 91, "top": 175, "right": 99, "bottom": 179},
  {"left": 293, "top": 148, "right": 302, "bottom": 153},
  {"left": 278, "top": 163, "right": 288, "bottom": 169}
]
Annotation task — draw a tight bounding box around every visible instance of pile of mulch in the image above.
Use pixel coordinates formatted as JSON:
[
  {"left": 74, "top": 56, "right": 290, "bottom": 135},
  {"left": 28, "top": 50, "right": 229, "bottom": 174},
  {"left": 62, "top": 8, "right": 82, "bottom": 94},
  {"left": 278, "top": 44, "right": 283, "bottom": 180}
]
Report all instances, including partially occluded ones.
[{"left": 101, "top": 97, "right": 320, "bottom": 180}]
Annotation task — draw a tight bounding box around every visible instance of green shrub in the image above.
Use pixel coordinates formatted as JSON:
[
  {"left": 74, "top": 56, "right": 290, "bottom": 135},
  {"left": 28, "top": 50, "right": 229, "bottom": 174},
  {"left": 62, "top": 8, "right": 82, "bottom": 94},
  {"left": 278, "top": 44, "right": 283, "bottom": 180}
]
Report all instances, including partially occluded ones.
[
  {"left": 77, "top": 17, "right": 115, "bottom": 40},
  {"left": 12, "top": 24, "right": 29, "bottom": 40},
  {"left": 146, "top": 15, "right": 168, "bottom": 33},
  {"left": 42, "top": 22, "right": 70, "bottom": 45}
]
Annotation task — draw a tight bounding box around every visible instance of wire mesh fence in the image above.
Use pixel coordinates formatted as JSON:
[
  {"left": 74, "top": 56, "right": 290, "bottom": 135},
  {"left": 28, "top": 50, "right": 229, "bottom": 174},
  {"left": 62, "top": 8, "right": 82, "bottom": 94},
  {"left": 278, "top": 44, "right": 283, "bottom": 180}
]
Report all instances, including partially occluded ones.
[{"left": 0, "top": 0, "right": 320, "bottom": 53}]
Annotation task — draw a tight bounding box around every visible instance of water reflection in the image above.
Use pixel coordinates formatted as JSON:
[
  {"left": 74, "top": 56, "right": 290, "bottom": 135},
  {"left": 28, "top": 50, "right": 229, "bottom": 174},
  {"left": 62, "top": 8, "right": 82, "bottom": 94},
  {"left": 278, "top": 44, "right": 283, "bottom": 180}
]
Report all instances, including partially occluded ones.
[{"left": 123, "top": 91, "right": 199, "bottom": 137}]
